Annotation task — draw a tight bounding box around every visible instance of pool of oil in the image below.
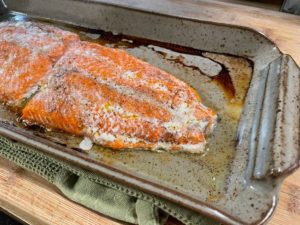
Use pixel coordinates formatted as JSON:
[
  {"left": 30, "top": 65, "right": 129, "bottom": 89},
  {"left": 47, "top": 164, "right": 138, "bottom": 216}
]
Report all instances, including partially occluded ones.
[{"left": 0, "top": 12, "right": 253, "bottom": 201}]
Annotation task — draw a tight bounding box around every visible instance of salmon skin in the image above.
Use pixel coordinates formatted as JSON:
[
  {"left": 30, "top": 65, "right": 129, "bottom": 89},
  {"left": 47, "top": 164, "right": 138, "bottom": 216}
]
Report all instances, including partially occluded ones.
[
  {"left": 0, "top": 21, "right": 79, "bottom": 106},
  {"left": 0, "top": 21, "right": 216, "bottom": 153}
]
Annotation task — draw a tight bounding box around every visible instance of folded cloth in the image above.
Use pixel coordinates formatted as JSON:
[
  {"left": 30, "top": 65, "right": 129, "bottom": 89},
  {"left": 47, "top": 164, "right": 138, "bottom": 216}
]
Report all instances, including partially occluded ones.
[{"left": 0, "top": 136, "right": 219, "bottom": 225}]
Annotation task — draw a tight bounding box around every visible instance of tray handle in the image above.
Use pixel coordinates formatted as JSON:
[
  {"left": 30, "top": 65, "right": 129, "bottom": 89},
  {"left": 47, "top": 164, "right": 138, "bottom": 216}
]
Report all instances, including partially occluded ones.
[{"left": 253, "top": 54, "right": 300, "bottom": 179}]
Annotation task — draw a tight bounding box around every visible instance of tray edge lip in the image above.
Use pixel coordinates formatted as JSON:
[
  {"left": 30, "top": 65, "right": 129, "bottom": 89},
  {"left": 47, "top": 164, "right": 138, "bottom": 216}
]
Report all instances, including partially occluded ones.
[{"left": 75, "top": 0, "right": 285, "bottom": 56}]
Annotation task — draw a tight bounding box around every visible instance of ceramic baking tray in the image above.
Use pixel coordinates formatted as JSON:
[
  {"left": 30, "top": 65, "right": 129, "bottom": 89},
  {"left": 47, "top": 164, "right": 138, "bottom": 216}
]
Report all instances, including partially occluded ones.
[{"left": 0, "top": 1, "right": 299, "bottom": 224}]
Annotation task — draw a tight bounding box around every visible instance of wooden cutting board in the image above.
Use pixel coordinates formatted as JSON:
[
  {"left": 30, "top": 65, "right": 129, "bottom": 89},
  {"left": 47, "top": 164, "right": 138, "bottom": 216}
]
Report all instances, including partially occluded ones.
[{"left": 0, "top": 1, "right": 300, "bottom": 225}]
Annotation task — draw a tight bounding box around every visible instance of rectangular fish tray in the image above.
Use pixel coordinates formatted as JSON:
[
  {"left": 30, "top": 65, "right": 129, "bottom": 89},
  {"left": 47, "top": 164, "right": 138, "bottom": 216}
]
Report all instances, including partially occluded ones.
[{"left": 0, "top": 1, "right": 299, "bottom": 224}]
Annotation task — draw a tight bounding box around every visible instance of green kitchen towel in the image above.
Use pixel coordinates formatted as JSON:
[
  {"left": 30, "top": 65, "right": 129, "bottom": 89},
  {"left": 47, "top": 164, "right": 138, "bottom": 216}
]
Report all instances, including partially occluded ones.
[{"left": 0, "top": 135, "right": 219, "bottom": 225}]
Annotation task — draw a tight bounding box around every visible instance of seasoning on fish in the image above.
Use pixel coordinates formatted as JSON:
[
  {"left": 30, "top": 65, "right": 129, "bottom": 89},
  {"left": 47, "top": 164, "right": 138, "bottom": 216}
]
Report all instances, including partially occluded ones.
[
  {"left": 0, "top": 21, "right": 79, "bottom": 106},
  {"left": 22, "top": 41, "right": 216, "bottom": 152}
]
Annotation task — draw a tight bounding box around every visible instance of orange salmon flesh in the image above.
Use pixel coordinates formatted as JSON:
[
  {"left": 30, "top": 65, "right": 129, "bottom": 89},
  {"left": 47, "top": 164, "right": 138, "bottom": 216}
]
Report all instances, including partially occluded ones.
[{"left": 0, "top": 21, "right": 216, "bottom": 153}]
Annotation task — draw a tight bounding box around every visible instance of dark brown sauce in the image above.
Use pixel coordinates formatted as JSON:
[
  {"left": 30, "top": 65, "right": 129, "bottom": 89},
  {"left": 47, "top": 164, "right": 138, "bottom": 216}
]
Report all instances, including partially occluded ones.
[
  {"left": 154, "top": 49, "right": 206, "bottom": 72},
  {"left": 212, "top": 66, "right": 235, "bottom": 100},
  {"left": 152, "top": 49, "right": 236, "bottom": 100},
  {"left": 75, "top": 26, "right": 206, "bottom": 56}
]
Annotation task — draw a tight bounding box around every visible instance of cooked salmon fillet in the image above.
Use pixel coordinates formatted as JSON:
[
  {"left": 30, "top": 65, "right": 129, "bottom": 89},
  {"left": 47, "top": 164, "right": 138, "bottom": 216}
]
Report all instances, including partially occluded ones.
[
  {"left": 0, "top": 21, "right": 79, "bottom": 106},
  {"left": 22, "top": 41, "right": 216, "bottom": 152}
]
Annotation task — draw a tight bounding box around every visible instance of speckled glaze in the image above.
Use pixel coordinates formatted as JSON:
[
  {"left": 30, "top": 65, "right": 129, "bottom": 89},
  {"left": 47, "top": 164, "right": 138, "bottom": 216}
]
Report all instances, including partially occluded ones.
[{"left": 0, "top": 1, "right": 299, "bottom": 225}]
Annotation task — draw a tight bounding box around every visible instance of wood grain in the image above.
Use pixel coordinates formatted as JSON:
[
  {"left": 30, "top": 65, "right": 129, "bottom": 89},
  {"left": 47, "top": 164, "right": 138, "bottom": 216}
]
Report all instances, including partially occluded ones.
[
  {"left": 0, "top": 158, "right": 123, "bottom": 225},
  {"left": 0, "top": 1, "right": 300, "bottom": 225}
]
